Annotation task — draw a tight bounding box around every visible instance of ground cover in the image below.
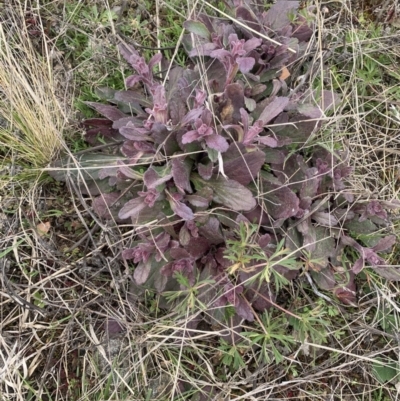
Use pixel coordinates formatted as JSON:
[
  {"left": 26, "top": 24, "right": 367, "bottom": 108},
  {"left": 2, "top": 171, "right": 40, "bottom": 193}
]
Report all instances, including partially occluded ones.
[{"left": 1, "top": 1, "right": 400, "bottom": 400}]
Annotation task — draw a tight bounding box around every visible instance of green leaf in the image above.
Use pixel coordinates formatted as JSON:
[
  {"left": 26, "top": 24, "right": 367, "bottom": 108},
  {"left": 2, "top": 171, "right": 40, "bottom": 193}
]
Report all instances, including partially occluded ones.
[
  {"left": 0, "top": 239, "right": 24, "bottom": 258},
  {"left": 372, "top": 358, "right": 399, "bottom": 383},
  {"left": 192, "top": 174, "right": 256, "bottom": 211},
  {"left": 183, "top": 20, "right": 211, "bottom": 40}
]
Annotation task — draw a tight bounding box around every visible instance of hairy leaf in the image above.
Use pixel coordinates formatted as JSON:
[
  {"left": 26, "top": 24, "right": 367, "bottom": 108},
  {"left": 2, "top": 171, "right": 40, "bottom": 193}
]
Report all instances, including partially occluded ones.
[
  {"left": 170, "top": 199, "right": 194, "bottom": 221},
  {"left": 237, "top": 57, "right": 255, "bottom": 74},
  {"left": 186, "top": 194, "right": 210, "bottom": 207},
  {"left": 172, "top": 156, "right": 193, "bottom": 193},
  {"left": 258, "top": 97, "right": 290, "bottom": 125},
  {"left": 205, "top": 134, "right": 229, "bottom": 152},
  {"left": 144, "top": 166, "right": 172, "bottom": 188},
  {"left": 186, "top": 237, "right": 210, "bottom": 259},
  {"left": 183, "top": 20, "right": 211, "bottom": 40},
  {"left": 114, "top": 90, "right": 152, "bottom": 107},
  {"left": 198, "top": 160, "right": 213, "bottom": 180},
  {"left": 198, "top": 216, "right": 225, "bottom": 245},
  {"left": 236, "top": 6, "right": 261, "bottom": 32},
  {"left": 222, "top": 143, "right": 265, "bottom": 185},
  {"left": 92, "top": 192, "right": 121, "bottom": 219},
  {"left": 134, "top": 262, "right": 151, "bottom": 285},
  {"left": 373, "top": 266, "right": 400, "bottom": 281},
  {"left": 264, "top": 1, "right": 299, "bottom": 31},
  {"left": 85, "top": 102, "right": 127, "bottom": 121},
  {"left": 118, "top": 198, "right": 147, "bottom": 220},
  {"left": 192, "top": 174, "right": 256, "bottom": 211},
  {"left": 261, "top": 172, "right": 299, "bottom": 219}
]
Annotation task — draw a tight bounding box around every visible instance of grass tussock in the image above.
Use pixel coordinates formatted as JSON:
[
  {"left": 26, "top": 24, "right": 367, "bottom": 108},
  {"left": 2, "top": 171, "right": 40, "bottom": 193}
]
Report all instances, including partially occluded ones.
[{"left": 0, "top": 5, "right": 69, "bottom": 185}]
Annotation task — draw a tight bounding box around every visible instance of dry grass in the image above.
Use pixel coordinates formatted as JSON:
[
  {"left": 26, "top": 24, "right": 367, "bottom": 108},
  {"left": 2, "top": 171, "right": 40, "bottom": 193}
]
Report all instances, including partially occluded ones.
[
  {"left": 0, "top": 1, "right": 400, "bottom": 401},
  {"left": 0, "top": 3, "right": 69, "bottom": 188}
]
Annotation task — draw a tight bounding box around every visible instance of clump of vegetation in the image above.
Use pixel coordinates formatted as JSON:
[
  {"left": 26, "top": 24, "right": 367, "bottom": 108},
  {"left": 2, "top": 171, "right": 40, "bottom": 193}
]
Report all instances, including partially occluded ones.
[
  {"left": 50, "top": 1, "right": 400, "bottom": 331},
  {"left": 0, "top": 6, "right": 68, "bottom": 185}
]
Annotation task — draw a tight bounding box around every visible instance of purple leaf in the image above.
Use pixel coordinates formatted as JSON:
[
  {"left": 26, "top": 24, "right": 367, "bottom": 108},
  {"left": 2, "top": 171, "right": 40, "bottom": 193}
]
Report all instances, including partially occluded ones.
[
  {"left": 92, "top": 192, "right": 120, "bottom": 219},
  {"left": 182, "top": 129, "right": 200, "bottom": 144},
  {"left": 236, "top": 6, "right": 261, "bottom": 32},
  {"left": 261, "top": 172, "right": 299, "bottom": 219},
  {"left": 119, "top": 123, "right": 152, "bottom": 141},
  {"left": 134, "top": 262, "right": 151, "bottom": 285},
  {"left": 352, "top": 258, "right": 364, "bottom": 274},
  {"left": 117, "top": 162, "right": 141, "bottom": 179},
  {"left": 186, "top": 194, "right": 210, "bottom": 207},
  {"left": 243, "top": 37, "right": 262, "bottom": 53},
  {"left": 181, "top": 107, "right": 204, "bottom": 126},
  {"left": 83, "top": 117, "right": 113, "bottom": 127},
  {"left": 138, "top": 188, "right": 160, "bottom": 207},
  {"left": 125, "top": 75, "right": 142, "bottom": 88},
  {"left": 222, "top": 143, "right": 265, "bottom": 185},
  {"left": 373, "top": 235, "right": 396, "bottom": 252},
  {"left": 112, "top": 116, "right": 142, "bottom": 129},
  {"left": 264, "top": 1, "right": 299, "bottom": 31},
  {"left": 210, "top": 48, "right": 232, "bottom": 60},
  {"left": 172, "top": 156, "right": 193, "bottom": 193},
  {"left": 300, "top": 167, "right": 321, "bottom": 199},
  {"left": 373, "top": 266, "right": 400, "bottom": 281},
  {"left": 148, "top": 52, "right": 162, "bottom": 70},
  {"left": 85, "top": 102, "right": 127, "bottom": 121},
  {"left": 259, "top": 234, "right": 272, "bottom": 249},
  {"left": 313, "top": 212, "right": 339, "bottom": 227},
  {"left": 104, "top": 318, "right": 124, "bottom": 337},
  {"left": 193, "top": 174, "right": 256, "bottom": 211},
  {"left": 237, "top": 57, "right": 255, "bottom": 74},
  {"left": 198, "top": 161, "right": 213, "bottom": 180},
  {"left": 188, "top": 42, "right": 218, "bottom": 57},
  {"left": 170, "top": 199, "right": 194, "bottom": 220},
  {"left": 154, "top": 274, "right": 168, "bottom": 292},
  {"left": 170, "top": 247, "right": 191, "bottom": 260},
  {"left": 114, "top": 90, "right": 152, "bottom": 107},
  {"left": 297, "top": 104, "right": 322, "bottom": 119},
  {"left": 186, "top": 237, "right": 210, "bottom": 259},
  {"left": 240, "top": 269, "right": 275, "bottom": 312},
  {"left": 264, "top": 148, "right": 286, "bottom": 164},
  {"left": 204, "top": 134, "right": 229, "bottom": 152},
  {"left": 310, "top": 269, "right": 336, "bottom": 291},
  {"left": 334, "top": 279, "right": 357, "bottom": 306},
  {"left": 309, "top": 226, "right": 335, "bottom": 268},
  {"left": 341, "top": 235, "right": 394, "bottom": 275},
  {"left": 179, "top": 225, "right": 191, "bottom": 246},
  {"left": 123, "top": 244, "right": 152, "bottom": 264},
  {"left": 258, "top": 97, "right": 290, "bottom": 125},
  {"left": 258, "top": 136, "right": 278, "bottom": 147},
  {"left": 198, "top": 216, "right": 225, "bottom": 245},
  {"left": 236, "top": 296, "right": 254, "bottom": 321},
  {"left": 240, "top": 115, "right": 264, "bottom": 145},
  {"left": 298, "top": 219, "right": 316, "bottom": 253},
  {"left": 358, "top": 200, "right": 388, "bottom": 222},
  {"left": 143, "top": 166, "right": 172, "bottom": 188},
  {"left": 118, "top": 198, "right": 147, "bottom": 220},
  {"left": 341, "top": 235, "right": 363, "bottom": 251}
]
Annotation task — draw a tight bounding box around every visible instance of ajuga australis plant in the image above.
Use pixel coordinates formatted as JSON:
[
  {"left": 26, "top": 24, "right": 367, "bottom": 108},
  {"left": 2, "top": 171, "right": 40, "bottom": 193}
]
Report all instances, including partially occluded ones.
[{"left": 50, "top": 1, "right": 400, "bottom": 330}]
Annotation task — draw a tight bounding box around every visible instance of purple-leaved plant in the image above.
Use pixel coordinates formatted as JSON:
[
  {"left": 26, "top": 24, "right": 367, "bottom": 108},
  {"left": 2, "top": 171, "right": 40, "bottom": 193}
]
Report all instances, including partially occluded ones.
[{"left": 50, "top": 0, "right": 400, "bottom": 331}]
